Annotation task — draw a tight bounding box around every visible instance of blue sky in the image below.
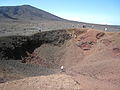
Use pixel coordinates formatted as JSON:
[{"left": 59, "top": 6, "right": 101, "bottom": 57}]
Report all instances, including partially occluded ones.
[{"left": 0, "top": 0, "right": 120, "bottom": 25}]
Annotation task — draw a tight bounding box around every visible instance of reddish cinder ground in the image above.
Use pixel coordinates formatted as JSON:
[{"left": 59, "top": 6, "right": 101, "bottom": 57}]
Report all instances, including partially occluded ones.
[
  {"left": 0, "top": 29, "right": 120, "bottom": 90},
  {"left": 62, "top": 29, "right": 120, "bottom": 90}
]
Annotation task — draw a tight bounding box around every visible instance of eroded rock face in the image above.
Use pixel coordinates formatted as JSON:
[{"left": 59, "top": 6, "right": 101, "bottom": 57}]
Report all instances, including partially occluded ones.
[
  {"left": 100, "top": 39, "right": 112, "bottom": 46},
  {"left": 0, "top": 30, "right": 71, "bottom": 60},
  {"left": 22, "top": 52, "right": 48, "bottom": 66},
  {"left": 96, "top": 32, "right": 105, "bottom": 39},
  {"left": 76, "top": 41, "right": 95, "bottom": 50},
  {"left": 113, "top": 47, "right": 120, "bottom": 56}
]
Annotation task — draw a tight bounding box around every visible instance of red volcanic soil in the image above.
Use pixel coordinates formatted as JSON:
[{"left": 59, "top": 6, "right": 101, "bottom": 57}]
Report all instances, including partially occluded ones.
[
  {"left": 62, "top": 29, "right": 120, "bottom": 90},
  {"left": 1, "top": 28, "right": 120, "bottom": 90}
]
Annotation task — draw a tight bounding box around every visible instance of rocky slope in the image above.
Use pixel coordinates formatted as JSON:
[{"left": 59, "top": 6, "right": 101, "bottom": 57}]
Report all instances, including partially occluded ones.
[
  {"left": 61, "top": 29, "right": 120, "bottom": 89},
  {"left": 0, "top": 28, "right": 120, "bottom": 90},
  {"left": 0, "top": 5, "right": 64, "bottom": 21},
  {"left": 0, "top": 29, "right": 71, "bottom": 60},
  {"left": 24, "top": 28, "right": 120, "bottom": 89},
  {"left": 0, "top": 74, "right": 82, "bottom": 90},
  {"left": 0, "top": 29, "right": 71, "bottom": 83}
]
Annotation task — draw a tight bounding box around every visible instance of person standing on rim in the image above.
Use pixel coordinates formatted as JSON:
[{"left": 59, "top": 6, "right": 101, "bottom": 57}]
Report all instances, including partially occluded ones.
[
  {"left": 83, "top": 24, "right": 86, "bottom": 28},
  {"left": 104, "top": 27, "right": 108, "bottom": 31},
  {"left": 60, "top": 66, "right": 64, "bottom": 72}
]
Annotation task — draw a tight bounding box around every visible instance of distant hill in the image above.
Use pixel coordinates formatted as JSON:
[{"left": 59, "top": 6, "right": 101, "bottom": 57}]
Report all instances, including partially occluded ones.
[
  {"left": 0, "top": 5, "right": 64, "bottom": 21},
  {"left": 0, "top": 5, "right": 120, "bottom": 33}
]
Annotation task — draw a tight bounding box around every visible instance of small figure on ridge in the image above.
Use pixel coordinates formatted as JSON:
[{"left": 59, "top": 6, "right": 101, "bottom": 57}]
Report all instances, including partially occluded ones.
[{"left": 60, "top": 66, "right": 64, "bottom": 72}]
